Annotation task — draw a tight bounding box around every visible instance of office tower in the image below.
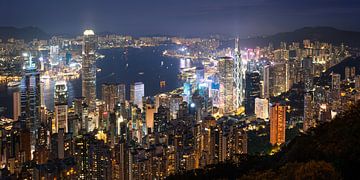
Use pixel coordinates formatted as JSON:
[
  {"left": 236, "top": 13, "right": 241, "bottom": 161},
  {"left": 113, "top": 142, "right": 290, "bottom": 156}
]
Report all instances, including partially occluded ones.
[
  {"left": 195, "top": 67, "right": 205, "bottom": 85},
  {"left": 82, "top": 29, "right": 97, "bottom": 111},
  {"left": 234, "top": 38, "right": 244, "bottom": 109},
  {"left": 169, "top": 95, "right": 183, "bottom": 119},
  {"left": 20, "top": 65, "right": 41, "bottom": 158},
  {"left": 245, "top": 71, "right": 261, "bottom": 115},
  {"left": 145, "top": 101, "right": 156, "bottom": 133},
  {"left": 182, "top": 81, "right": 192, "bottom": 103},
  {"left": 303, "top": 92, "right": 315, "bottom": 132},
  {"left": 332, "top": 73, "right": 341, "bottom": 100},
  {"left": 57, "top": 129, "right": 65, "bottom": 159},
  {"left": 302, "top": 57, "right": 314, "bottom": 91},
  {"left": 49, "top": 45, "right": 59, "bottom": 64},
  {"left": 269, "top": 62, "right": 289, "bottom": 96},
  {"left": 255, "top": 98, "right": 269, "bottom": 119},
  {"left": 262, "top": 65, "right": 270, "bottom": 98},
  {"left": 154, "top": 105, "right": 170, "bottom": 133},
  {"left": 218, "top": 57, "right": 234, "bottom": 114},
  {"left": 270, "top": 103, "right": 286, "bottom": 146},
  {"left": 13, "top": 91, "right": 20, "bottom": 121},
  {"left": 345, "top": 66, "right": 350, "bottom": 80},
  {"left": 155, "top": 93, "right": 169, "bottom": 109},
  {"left": 54, "top": 81, "right": 68, "bottom": 133},
  {"left": 102, "top": 83, "right": 126, "bottom": 112},
  {"left": 130, "top": 82, "right": 145, "bottom": 110}
]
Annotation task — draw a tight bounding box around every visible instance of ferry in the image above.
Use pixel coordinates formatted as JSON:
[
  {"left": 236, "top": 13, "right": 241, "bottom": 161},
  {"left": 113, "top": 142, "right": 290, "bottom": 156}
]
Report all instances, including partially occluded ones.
[{"left": 7, "top": 81, "right": 20, "bottom": 87}]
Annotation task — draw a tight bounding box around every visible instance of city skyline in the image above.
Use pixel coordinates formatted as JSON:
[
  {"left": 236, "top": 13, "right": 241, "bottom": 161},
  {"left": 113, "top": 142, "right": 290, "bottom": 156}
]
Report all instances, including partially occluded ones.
[{"left": 0, "top": 1, "right": 360, "bottom": 179}]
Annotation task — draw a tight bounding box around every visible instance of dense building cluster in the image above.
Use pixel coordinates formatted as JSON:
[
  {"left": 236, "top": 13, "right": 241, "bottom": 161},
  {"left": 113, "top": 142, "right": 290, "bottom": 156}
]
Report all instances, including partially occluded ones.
[{"left": 0, "top": 29, "right": 357, "bottom": 179}]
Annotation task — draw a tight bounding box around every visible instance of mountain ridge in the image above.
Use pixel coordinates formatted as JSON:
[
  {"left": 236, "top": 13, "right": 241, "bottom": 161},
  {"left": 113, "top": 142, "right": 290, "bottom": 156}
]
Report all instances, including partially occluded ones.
[{"left": 0, "top": 26, "right": 49, "bottom": 42}]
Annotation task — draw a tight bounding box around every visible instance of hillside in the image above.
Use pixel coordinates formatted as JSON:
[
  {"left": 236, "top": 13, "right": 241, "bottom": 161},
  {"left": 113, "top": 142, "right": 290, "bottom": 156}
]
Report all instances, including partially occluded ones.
[
  {"left": 167, "top": 102, "right": 360, "bottom": 179},
  {"left": 0, "top": 26, "right": 49, "bottom": 42},
  {"left": 221, "top": 27, "right": 360, "bottom": 48}
]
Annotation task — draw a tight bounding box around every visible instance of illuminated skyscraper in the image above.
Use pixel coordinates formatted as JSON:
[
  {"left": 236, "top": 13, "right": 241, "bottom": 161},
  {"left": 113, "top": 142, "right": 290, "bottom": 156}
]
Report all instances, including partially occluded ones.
[
  {"left": 218, "top": 57, "right": 234, "bottom": 113},
  {"left": 195, "top": 67, "right": 205, "bottom": 86},
  {"left": 82, "top": 29, "right": 97, "bottom": 111},
  {"left": 54, "top": 81, "right": 68, "bottom": 133},
  {"left": 13, "top": 91, "right": 20, "bottom": 121},
  {"left": 302, "top": 57, "right": 314, "bottom": 91},
  {"left": 234, "top": 38, "right": 244, "bottom": 109},
  {"left": 130, "top": 82, "right": 145, "bottom": 110},
  {"left": 102, "top": 83, "right": 126, "bottom": 112},
  {"left": 20, "top": 54, "right": 41, "bottom": 159},
  {"left": 255, "top": 98, "right": 269, "bottom": 119},
  {"left": 332, "top": 73, "right": 341, "bottom": 100},
  {"left": 270, "top": 103, "right": 286, "bottom": 146},
  {"left": 269, "top": 62, "right": 289, "bottom": 96},
  {"left": 262, "top": 65, "right": 270, "bottom": 98},
  {"left": 245, "top": 71, "right": 261, "bottom": 115}
]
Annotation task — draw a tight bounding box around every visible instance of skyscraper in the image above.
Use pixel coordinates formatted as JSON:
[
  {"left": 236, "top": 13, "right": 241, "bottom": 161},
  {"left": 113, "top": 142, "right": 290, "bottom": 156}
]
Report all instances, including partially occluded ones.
[
  {"left": 269, "top": 62, "right": 289, "bottom": 96},
  {"left": 255, "top": 98, "right": 269, "bottom": 120},
  {"left": 102, "top": 83, "right": 126, "bottom": 112},
  {"left": 13, "top": 91, "right": 20, "bottom": 121},
  {"left": 218, "top": 57, "right": 234, "bottom": 114},
  {"left": 270, "top": 103, "right": 286, "bottom": 146},
  {"left": 245, "top": 71, "right": 261, "bottom": 115},
  {"left": 82, "top": 29, "right": 97, "bottom": 111},
  {"left": 54, "top": 81, "right": 68, "bottom": 133},
  {"left": 20, "top": 62, "right": 41, "bottom": 159},
  {"left": 262, "top": 65, "right": 270, "bottom": 98},
  {"left": 130, "top": 82, "right": 145, "bottom": 110},
  {"left": 234, "top": 38, "right": 244, "bottom": 109}
]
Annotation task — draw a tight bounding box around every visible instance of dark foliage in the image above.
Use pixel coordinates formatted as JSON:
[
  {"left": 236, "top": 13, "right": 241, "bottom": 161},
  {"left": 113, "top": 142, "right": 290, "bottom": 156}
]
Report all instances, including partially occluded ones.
[{"left": 168, "top": 102, "right": 360, "bottom": 179}]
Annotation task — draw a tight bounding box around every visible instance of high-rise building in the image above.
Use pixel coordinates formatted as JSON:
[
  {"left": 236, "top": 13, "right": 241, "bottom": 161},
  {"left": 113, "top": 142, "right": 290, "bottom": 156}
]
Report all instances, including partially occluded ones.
[
  {"left": 13, "top": 91, "right": 21, "bottom": 121},
  {"left": 269, "top": 62, "right": 289, "bottom": 96},
  {"left": 145, "top": 102, "right": 156, "bottom": 133},
  {"left": 82, "top": 29, "right": 97, "bottom": 111},
  {"left": 20, "top": 66, "right": 41, "bottom": 158},
  {"left": 54, "top": 81, "right": 68, "bottom": 133},
  {"left": 218, "top": 57, "right": 234, "bottom": 114},
  {"left": 332, "top": 73, "right": 341, "bottom": 100},
  {"left": 234, "top": 38, "right": 244, "bottom": 109},
  {"left": 195, "top": 67, "right": 205, "bottom": 86},
  {"left": 245, "top": 71, "right": 261, "bottom": 115},
  {"left": 102, "top": 83, "right": 126, "bottom": 112},
  {"left": 303, "top": 92, "right": 315, "bottom": 132},
  {"left": 270, "top": 103, "right": 286, "bottom": 146},
  {"left": 130, "top": 82, "right": 145, "bottom": 110},
  {"left": 262, "top": 65, "right": 270, "bottom": 98},
  {"left": 302, "top": 57, "right": 314, "bottom": 91},
  {"left": 254, "top": 98, "right": 269, "bottom": 119}
]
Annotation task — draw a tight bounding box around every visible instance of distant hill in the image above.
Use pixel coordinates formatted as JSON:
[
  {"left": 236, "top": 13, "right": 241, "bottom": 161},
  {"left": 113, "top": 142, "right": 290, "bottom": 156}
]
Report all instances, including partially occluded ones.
[
  {"left": 0, "top": 26, "right": 49, "bottom": 42},
  {"left": 167, "top": 102, "right": 360, "bottom": 179},
  {"left": 221, "top": 27, "right": 360, "bottom": 48},
  {"left": 315, "top": 56, "right": 360, "bottom": 86}
]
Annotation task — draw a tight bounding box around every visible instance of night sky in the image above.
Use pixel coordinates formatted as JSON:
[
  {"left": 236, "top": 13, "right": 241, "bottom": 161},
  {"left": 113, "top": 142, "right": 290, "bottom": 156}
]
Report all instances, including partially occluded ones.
[{"left": 1, "top": 0, "right": 360, "bottom": 37}]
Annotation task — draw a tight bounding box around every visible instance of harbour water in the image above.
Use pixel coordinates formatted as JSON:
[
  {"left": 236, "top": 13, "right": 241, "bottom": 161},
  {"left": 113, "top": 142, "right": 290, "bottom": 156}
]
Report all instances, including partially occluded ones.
[{"left": 0, "top": 46, "right": 181, "bottom": 118}]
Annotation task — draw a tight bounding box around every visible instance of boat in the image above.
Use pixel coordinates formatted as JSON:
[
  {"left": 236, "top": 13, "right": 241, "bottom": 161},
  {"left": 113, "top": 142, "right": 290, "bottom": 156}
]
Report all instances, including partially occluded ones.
[
  {"left": 138, "top": 72, "right": 144, "bottom": 75},
  {"left": 7, "top": 81, "right": 20, "bottom": 87}
]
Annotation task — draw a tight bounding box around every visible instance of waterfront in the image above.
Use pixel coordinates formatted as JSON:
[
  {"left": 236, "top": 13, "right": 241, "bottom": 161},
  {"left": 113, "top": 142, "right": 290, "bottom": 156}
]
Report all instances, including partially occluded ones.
[{"left": 0, "top": 46, "right": 181, "bottom": 117}]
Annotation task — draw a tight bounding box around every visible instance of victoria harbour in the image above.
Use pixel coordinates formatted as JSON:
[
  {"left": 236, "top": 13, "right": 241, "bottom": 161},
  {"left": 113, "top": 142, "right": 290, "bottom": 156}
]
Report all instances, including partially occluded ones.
[{"left": 0, "top": 46, "right": 181, "bottom": 117}]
